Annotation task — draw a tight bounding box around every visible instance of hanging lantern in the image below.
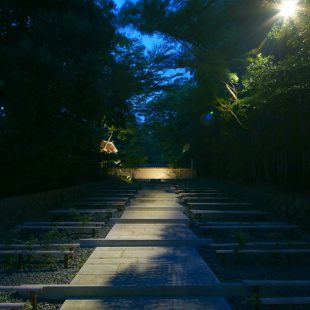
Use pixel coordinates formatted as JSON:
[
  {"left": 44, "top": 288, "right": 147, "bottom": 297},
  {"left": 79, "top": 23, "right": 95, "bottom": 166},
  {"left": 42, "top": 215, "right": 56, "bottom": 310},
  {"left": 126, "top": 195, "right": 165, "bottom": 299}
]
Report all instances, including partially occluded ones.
[{"left": 100, "top": 133, "right": 118, "bottom": 154}]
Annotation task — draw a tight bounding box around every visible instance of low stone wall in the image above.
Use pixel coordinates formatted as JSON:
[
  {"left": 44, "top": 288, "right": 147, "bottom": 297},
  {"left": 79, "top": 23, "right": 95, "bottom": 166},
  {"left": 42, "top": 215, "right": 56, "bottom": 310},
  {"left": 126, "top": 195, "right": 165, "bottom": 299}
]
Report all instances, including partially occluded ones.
[
  {"left": 202, "top": 178, "right": 310, "bottom": 232},
  {"left": 0, "top": 181, "right": 107, "bottom": 237},
  {"left": 109, "top": 168, "right": 196, "bottom": 179}
]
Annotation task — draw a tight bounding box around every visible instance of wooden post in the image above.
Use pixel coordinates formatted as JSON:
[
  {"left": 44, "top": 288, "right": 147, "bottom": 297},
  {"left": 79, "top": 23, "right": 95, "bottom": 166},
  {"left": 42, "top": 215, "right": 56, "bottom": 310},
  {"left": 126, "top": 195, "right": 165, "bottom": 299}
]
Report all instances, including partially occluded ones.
[
  {"left": 252, "top": 286, "right": 260, "bottom": 310},
  {"left": 285, "top": 253, "right": 291, "bottom": 266},
  {"left": 64, "top": 253, "right": 69, "bottom": 269},
  {"left": 30, "top": 291, "right": 38, "bottom": 310},
  {"left": 220, "top": 253, "right": 227, "bottom": 266},
  {"left": 18, "top": 254, "right": 24, "bottom": 270},
  {"left": 190, "top": 159, "right": 194, "bottom": 178}
]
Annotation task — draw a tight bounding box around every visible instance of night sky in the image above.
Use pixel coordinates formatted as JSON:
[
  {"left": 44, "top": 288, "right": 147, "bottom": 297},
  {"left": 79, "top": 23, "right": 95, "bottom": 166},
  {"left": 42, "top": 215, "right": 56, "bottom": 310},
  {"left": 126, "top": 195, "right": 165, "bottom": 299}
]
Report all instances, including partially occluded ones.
[
  {"left": 113, "top": 0, "right": 190, "bottom": 81},
  {"left": 113, "top": 0, "right": 162, "bottom": 50}
]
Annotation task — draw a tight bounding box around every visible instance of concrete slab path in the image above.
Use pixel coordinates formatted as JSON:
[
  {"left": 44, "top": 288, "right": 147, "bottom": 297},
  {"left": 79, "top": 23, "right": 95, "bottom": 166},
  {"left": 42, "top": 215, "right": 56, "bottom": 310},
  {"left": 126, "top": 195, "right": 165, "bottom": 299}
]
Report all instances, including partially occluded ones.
[{"left": 60, "top": 187, "right": 231, "bottom": 309}]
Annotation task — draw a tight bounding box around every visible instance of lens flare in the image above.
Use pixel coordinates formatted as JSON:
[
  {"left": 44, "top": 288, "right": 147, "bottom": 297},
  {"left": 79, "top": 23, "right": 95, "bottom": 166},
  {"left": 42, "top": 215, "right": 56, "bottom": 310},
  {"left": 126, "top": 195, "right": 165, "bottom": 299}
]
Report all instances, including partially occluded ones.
[
  {"left": 201, "top": 111, "right": 214, "bottom": 126},
  {"left": 279, "top": 0, "right": 298, "bottom": 18},
  {"left": 204, "top": 111, "right": 214, "bottom": 122}
]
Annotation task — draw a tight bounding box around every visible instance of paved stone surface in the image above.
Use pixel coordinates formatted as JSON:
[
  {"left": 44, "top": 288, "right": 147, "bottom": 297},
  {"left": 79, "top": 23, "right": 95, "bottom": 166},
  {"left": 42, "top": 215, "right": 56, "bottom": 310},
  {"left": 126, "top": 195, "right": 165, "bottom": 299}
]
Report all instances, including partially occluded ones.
[
  {"left": 128, "top": 206, "right": 184, "bottom": 211},
  {"left": 71, "top": 247, "right": 221, "bottom": 286},
  {"left": 61, "top": 297, "right": 231, "bottom": 310},
  {"left": 60, "top": 187, "right": 231, "bottom": 309},
  {"left": 106, "top": 224, "right": 197, "bottom": 240},
  {"left": 120, "top": 210, "right": 188, "bottom": 220}
]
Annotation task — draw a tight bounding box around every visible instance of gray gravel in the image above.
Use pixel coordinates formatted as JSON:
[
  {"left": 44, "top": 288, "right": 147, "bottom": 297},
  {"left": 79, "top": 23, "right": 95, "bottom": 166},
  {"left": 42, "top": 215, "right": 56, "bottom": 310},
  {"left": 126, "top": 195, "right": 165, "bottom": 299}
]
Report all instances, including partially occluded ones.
[
  {"left": 0, "top": 223, "right": 113, "bottom": 309},
  {"left": 196, "top": 223, "right": 310, "bottom": 310}
]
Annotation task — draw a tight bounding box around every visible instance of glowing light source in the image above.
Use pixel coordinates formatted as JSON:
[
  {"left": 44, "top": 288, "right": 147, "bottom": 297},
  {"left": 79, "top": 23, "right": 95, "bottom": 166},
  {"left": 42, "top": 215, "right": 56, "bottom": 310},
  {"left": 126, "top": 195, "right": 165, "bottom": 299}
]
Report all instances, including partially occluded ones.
[
  {"left": 182, "top": 143, "right": 190, "bottom": 153},
  {"left": 279, "top": 0, "right": 298, "bottom": 18},
  {"left": 203, "top": 111, "right": 214, "bottom": 123},
  {"left": 100, "top": 140, "right": 118, "bottom": 154}
]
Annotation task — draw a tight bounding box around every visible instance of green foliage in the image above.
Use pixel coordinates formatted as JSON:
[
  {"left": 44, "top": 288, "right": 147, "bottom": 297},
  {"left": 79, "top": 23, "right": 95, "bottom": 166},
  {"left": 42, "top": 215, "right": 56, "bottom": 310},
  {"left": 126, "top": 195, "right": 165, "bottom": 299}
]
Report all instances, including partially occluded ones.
[
  {"left": 234, "top": 231, "right": 249, "bottom": 250},
  {"left": 1, "top": 0, "right": 309, "bottom": 191},
  {"left": 42, "top": 229, "right": 62, "bottom": 242},
  {"left": 5, "top": 229, "right": 20, "bottom": 244},
  {"left": 121, "top": 0, "right": 310, "bottom": 189},
  {"left": 0, "top": 0, "right": 146, "bottom": 196},
  {"left": 244, "top": 293, "right": 260, "bottom": 307},
  {"left": 25, "top": 237, "right": 38, "bottom": 250}
]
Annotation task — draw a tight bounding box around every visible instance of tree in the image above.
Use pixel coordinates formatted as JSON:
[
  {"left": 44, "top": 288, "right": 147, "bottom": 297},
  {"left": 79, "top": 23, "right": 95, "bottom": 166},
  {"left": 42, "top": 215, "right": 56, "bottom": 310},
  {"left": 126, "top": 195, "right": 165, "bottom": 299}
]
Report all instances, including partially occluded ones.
[
  {"left": 121, "top": 0, "right": 310, "bottom": 189},
  {"left": 0, "top": 0, "right": 135, "bottom": 195}
]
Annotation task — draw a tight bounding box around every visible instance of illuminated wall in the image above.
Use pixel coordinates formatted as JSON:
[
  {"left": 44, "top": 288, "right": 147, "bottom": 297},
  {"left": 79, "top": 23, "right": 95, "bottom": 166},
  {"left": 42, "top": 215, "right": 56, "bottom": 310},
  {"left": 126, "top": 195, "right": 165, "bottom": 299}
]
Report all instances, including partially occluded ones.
[{"left": 109, "top": 168, "right": 196, "bottom": 179}]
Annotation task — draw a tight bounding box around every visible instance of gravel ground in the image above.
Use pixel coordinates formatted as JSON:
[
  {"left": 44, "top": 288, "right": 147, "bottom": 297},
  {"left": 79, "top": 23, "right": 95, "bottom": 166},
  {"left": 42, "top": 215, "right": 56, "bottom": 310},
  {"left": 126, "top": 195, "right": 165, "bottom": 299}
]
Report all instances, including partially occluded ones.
[
  {"left": 2, "top": 189, "right": 309, "bottom": 310},
  {"left": 0, "top": 223, "right": 114, "bottom": 309},
  {"left": 195, "top": 221, "right": 310, "bottom": 310}
]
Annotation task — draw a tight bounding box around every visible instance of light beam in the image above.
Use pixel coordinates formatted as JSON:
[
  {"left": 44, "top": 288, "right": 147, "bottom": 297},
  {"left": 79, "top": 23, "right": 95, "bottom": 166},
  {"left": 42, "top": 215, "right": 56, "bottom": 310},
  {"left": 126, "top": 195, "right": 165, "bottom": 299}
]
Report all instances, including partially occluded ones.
[{"left": 279, "top": 0, "right": 299, "bottom": 18}]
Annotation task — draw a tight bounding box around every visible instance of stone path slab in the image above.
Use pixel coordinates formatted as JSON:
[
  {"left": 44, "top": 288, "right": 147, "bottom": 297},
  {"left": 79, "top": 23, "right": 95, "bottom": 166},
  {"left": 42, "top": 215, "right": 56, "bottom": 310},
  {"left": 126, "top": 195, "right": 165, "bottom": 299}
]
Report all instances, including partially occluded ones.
[
  {"left": 133, "top": 198, "right": 176, "bottom": 202},
  {"left": 70, "top": 247, "right": 221, "bottom": 286},
  {"left": 80, "top": 223, "right": 212, "bottom": 247},
  {"left": 60, "top": 188, "right": 231, "bottom": 309},
  {"left": 128, "top": 206, "right": 184, "bottom": 211},
  {"left": 79, "top": 239, "right": 212, "bottom": 247},
  {"left": 119, "top": 210, "right": 187, "bottom": 219},
  {"left": 61, "top": 297, "right": 231, "bottom": 310},
  {"left": 130, "top": 203, "right": 182, "bottom": 208},
  {"left": 106, "top": 224, "right": 195, "bottom": 239},
  {"left": 111, "top": 218, "right": 189, "bottom": 224},
  {"left": 112, "top": 208, "right": 189, "bottom": 224}
]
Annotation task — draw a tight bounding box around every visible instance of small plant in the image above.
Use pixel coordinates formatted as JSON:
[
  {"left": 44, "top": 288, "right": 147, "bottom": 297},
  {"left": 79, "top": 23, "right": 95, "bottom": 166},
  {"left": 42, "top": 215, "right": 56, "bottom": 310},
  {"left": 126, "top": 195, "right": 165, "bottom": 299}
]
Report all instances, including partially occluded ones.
[
  {"left": 0, "top": 292, "right": 12, "bottom": 302},
  {"left": 286, "top": 239, "right": 296, "bottom": 247},
  {"left": 272, "top": 250, "right": 283, "bottom": 263},
  {"left": 234, "top": 231, "right": 249, "bottom": 250},
  {"left": 24, "top": 302, "right": 33, "bottom": 310},
  {"left": 42, "top": 255, "right": 56, "bottom": 267},
  {"left": 42, "top": 229, "right": 62, "bottom": 243},
  {"left": 265, "top": 231, "right": 283, "bottom": 240},
  {"left": 233, "top": 231, "right": 249, "bottom": 264},
  {"left": 25, "top": 238, "right": 38, "bottom": 250},
  {"left": 77, "top": 214, "right": 92, "bottom": 226},
  {"left": 3, "top": 254, "right": 13, "bottom": 268},
  {"left": 244, "top": 293, "right": 260, "bottom": 308},
  {"left": 5, "top": 229, "right": 20, "bottom": 245},
  {"left": 70, "top": 208, "right": 83, "bottom": 222}
]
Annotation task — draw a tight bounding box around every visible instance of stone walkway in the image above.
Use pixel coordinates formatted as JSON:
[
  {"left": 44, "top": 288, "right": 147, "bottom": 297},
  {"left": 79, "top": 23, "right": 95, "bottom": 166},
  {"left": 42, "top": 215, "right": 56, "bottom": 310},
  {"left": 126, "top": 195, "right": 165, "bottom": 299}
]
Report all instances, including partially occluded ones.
[{"left": 61, "top": 188, "right": 231, "bottom": 309}]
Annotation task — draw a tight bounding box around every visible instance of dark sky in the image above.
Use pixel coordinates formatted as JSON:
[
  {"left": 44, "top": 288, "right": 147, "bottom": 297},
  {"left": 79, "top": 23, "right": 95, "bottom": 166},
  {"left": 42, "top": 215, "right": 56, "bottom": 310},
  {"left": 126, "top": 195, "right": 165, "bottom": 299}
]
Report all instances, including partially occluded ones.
[{"left": 113, "top": 0, "right": 163, "bottom": 51}]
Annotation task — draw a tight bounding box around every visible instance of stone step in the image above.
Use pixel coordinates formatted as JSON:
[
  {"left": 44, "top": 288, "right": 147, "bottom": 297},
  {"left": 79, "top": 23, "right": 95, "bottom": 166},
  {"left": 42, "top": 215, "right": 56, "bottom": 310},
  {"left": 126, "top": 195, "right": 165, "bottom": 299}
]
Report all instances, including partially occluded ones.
[
  {"left": 93, "top": 193, "right": 136, "bottom": 196},
  {"left": 79, "top": 238, "right": 212, "bottom": 247},
  {"left": 190, "top": 210, "right": 267, "bottom": 220},
  {"left": 188, "top": 202, "right": 251, "bottom": 206},
  {"left": 183, "top": 197, "right": 236, "bottom": 201},
  {"left": 127, "top": 206, "right": 184, "bottom": 211},
  {"left": 260, "top": 296, "right": 310, "bottom": 306},
  {"left": 211, "top": 241, "right": 310, "bottom": 248},
  {"left": 49, "top": 209, "right": 117, "bottom": 214},
  {"left": 200, "top": 224, "right": 297, "bottom": 230},
  {"left": 60, "top": 297, "right": 231, "bottom": 310},
  {"left": 191, "top": 210, "right": 266, "bottom": 215},
  {"left": 0, "top": 303, "right": 25, "bottom": 309},
  {"left": 179, "top": 193, "right": 225, "bottom": 196},
  {"left": 199, "top": 221, "right": 294, "bottom": 226},
  {"left": 58, "top": 188, "right": 231, "bottom": 310},
  {"left": 26, "top": 283, "right": 243, "bottom": 299},
  {"left": 23, "top": 221, "right": 106, "bottom": 226},
  {"left": 82, "top": 197, "right": 129, "bottom": 201},
  {"left": 188, "top": 204, "right": 250, "bottom": 210},
  {"left": 111, "top": 218, "right": 190, "bottom": 224}
]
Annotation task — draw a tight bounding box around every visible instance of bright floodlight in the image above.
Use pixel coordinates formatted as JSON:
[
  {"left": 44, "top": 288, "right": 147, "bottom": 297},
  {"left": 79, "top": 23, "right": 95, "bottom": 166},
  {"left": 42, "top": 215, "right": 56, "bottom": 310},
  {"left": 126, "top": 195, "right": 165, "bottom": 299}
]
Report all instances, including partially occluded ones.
[{"left": 279, "top": 0, "right": 298, "bottom": 18}]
